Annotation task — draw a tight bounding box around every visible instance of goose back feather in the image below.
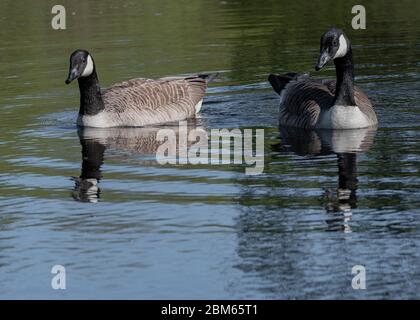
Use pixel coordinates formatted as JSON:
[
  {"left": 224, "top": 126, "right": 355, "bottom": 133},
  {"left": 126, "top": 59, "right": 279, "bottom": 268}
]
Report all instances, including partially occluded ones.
[{"left": 94, "top": 76, "right": 209, "bottom": 127}]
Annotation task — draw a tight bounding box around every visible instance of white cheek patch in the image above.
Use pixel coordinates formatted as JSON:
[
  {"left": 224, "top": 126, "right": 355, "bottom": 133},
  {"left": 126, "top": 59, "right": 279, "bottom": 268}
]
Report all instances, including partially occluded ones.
[
  {"left": 334, "top": 35, "right": 348, "bottom": 59},
  {"left": 81, "top": 55, "right": 94, "bottom": 77}
]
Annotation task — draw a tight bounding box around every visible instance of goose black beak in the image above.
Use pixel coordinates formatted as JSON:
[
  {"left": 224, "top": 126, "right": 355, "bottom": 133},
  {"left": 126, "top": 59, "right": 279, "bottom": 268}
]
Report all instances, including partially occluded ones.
[
  {"left": 65, "top": 69, "right": 78, "bottom": 84},
  {"left": 315, "top": 51, "right": 331, "bottom": 71}
]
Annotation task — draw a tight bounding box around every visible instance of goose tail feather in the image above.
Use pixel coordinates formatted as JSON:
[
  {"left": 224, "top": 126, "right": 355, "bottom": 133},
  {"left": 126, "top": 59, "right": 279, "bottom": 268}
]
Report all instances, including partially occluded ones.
[
  {"left": 268, "top": 73, "right": 298, "bottom": 95},
  {"left": 197, "top": 73, "right": 218, "bottom": 84}
]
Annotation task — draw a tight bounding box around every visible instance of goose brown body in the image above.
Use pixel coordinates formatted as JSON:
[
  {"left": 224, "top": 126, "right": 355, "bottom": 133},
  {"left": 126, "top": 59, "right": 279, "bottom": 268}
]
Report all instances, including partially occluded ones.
[{"left": 81, "top": 76, "right": 209, "bottom": 127}]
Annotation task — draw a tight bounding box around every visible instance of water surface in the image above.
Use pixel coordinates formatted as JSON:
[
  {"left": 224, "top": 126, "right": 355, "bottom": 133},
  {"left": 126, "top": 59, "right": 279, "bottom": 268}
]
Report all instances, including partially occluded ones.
[{"left": 0, "top": 0, "right": 419, "bottom": 299}]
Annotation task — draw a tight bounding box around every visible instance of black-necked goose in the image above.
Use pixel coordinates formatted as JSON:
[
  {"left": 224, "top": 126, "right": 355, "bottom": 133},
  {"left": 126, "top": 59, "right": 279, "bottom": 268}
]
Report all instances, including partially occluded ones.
[
  {"left": 65, "top": 49, "right": 214, "bottom": 127},
  {"left": 268, "top": 28, "right": 377, "bottom": 129}
]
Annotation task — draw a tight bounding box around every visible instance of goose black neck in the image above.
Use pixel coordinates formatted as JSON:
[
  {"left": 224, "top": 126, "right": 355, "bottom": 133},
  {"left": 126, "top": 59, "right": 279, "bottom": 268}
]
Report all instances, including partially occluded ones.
[
  {"left": 77, "top": 71, "right": 105, "bottom": 116},
  {"left": 337, "top": 153, "right": 357, "bottom": 191},
  {"left": 80, "top": 137, "right": 105, "bottom": 180},
  {"left": 337, "top": 153, "right": 358, "bottom": 208},
  {"left": 333, "top": 48, "right": 356, "bottom": 106}
]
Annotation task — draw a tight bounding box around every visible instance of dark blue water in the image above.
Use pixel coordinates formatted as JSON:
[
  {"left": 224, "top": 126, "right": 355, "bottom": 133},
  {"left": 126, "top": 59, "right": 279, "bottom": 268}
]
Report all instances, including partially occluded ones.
[{"left": 0, "top": 0, "right": 419, "bottom": 299}]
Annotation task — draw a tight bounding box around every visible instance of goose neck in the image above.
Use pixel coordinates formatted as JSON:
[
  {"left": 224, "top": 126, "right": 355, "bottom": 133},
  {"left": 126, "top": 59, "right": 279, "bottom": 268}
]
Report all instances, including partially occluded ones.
[
  {"left": 77, "top": 71, "right": 105, "bottom": 116},
  {"left": 333, "top": 48, "right": 356, "bottom": 106}
]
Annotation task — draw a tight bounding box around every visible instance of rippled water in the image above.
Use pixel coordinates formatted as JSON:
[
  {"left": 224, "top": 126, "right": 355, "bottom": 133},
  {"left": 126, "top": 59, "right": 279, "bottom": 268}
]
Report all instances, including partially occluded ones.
[{"left": 0, "top": 0, "right": 419, "bottom": 299}]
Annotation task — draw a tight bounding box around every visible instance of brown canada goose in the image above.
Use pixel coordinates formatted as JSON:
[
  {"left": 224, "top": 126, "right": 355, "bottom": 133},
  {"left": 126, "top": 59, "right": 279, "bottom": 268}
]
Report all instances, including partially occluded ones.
[
  {"left": 65, "top": 49, "right": 215, "bottom": 128},
  {"left": 268, "top": 28, "right": 377, "bottom": 129}
]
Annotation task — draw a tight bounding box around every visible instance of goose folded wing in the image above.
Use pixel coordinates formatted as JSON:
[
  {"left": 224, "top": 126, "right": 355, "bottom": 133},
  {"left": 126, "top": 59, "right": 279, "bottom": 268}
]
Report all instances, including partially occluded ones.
[
  {"left": 103, "top": 77, "right": 207, "bottom": 114},
  {"left": 280, "top": 80, "right": 334, "bottom": 128}
]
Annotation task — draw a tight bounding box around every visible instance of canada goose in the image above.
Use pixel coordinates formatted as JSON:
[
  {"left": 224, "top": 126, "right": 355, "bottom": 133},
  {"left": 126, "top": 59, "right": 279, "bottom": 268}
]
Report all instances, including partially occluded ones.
[
  {"left": 65, "top": 49, "right": 215, "bottom": 128},
  {"left": 268, "top": 28, "right": 377, "bottom": 129}
]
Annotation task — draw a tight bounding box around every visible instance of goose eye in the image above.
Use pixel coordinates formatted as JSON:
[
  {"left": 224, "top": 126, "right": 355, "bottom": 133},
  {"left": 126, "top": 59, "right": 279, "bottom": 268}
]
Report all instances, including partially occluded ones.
[{"left": 333, "top": 40, "right": 338, "bottom": 46}]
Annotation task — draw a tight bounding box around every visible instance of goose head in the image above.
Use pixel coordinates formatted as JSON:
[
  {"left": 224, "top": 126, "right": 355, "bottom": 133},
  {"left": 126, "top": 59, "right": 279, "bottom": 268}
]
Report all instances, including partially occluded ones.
[
  {"left": 315, "top": 28, "right": 350, "bottom": 71},
  {"left": 65, "top": 49, "right": 95, "bottom": 84}
]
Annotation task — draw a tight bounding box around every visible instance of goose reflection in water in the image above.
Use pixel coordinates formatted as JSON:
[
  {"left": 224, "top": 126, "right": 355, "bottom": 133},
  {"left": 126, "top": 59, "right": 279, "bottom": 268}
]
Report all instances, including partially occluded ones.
[
  {"left": 72, "top": 137, "right": 105, "bottom": 203},
  {"left": 72, "top": 119, "right": 207, "bottom": 203},
  {"left": 279, "top": 126, "right": 377, "bottom": 232}
]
